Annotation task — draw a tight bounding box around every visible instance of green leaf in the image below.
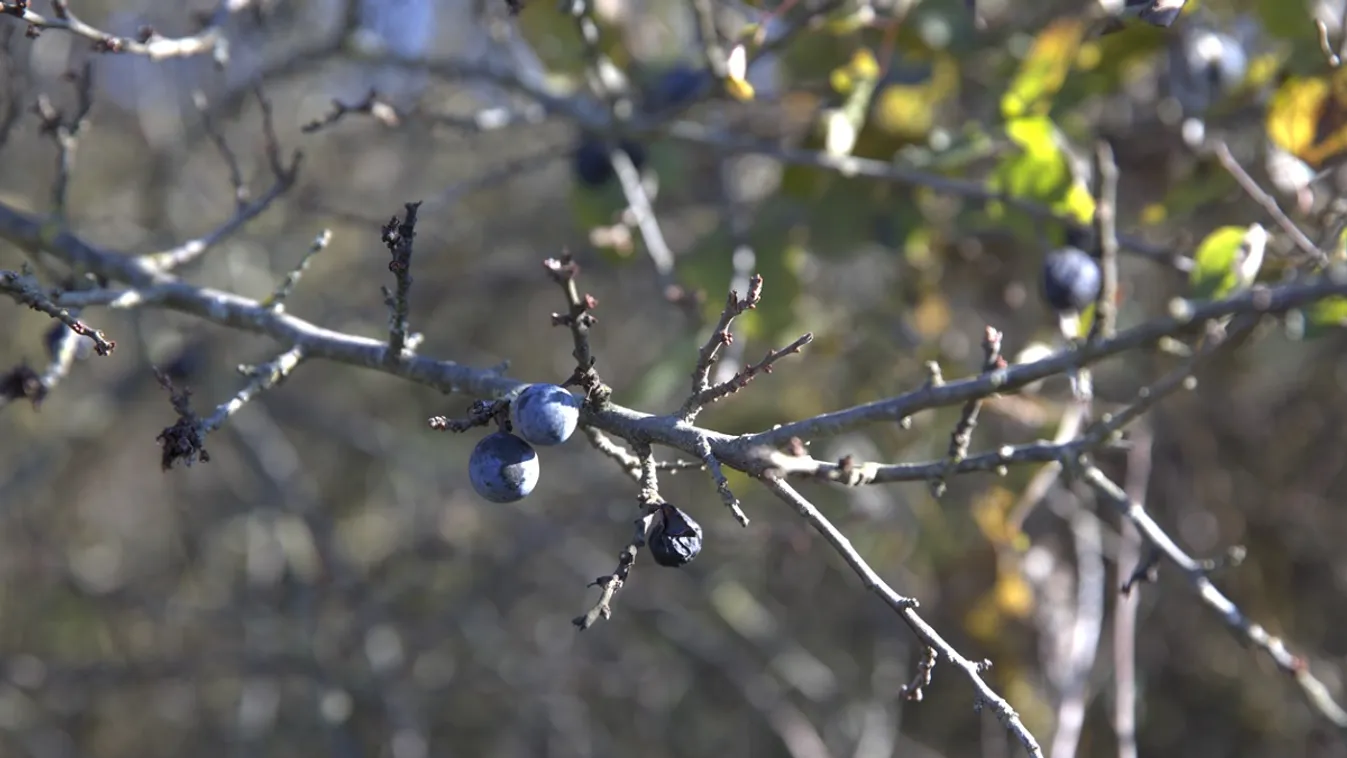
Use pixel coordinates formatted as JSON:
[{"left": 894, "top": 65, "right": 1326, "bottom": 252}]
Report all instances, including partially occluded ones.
[
  {"left": 986, "top": 116, "right": 1095, "bottom": 242},
  {"left": 1188, "top": 225, "right": 1256, "bottom": 301},
  {"left": 1000, "top": 18, "right": 1085, "bottom": 120},
  {"left": 1302, "top": 296, "right": 1347, "bottom": 339}
]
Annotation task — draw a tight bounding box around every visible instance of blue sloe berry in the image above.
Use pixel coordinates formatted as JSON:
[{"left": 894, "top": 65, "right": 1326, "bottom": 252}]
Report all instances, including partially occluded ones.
[
  {"left": 572, "top": 135, "right": 647, "bottom": 188},
  {"left": 1041, "top": 246, "right": 1102, "bottom": 314},
  {"left": 646, "top": 64, "right": 709, "bottom": 112},
  {"left": 647, "top": 503, "right": 703, "bottom": 568},
  {"left": 468, "top": 432, "right": 540, "bottom": 503},
  {"left": 510, "top": 383, "right": 581, "bottom": 447}
]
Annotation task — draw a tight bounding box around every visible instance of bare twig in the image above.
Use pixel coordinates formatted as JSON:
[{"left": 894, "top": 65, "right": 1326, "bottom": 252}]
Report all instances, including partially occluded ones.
[
  {"left": 1048, "top": 494, "right": 1105, "bottom": 758},
  {"left": 1114, "top": 422, "right": 1153, "bottom": 758},
  {"left": 144, "top": 88, "right": 302, "bottom": 273},
  {"left": 1213, "top": 140, "right": 1325, "bottom": 266},
  {"left": 686, "top": 0, "right": 729, "bottom": 80},
  {"left": 681, "top": 274, "right": 765, "bottom": 421},
  {"left": 155, "top": 346, "right": 305, "bottom": 470},
  {"left": 574, "top": 447, "right": 662, "bottom": 630},
  {"left": 428, "top": 399, "right": 509, "bottom": 433},
  {"left": 31, "top": 62, "right": 93, "bottom": 223},
  {"left": 691, "top": 332, "right": 813, "bottom": 408},
  {"left": 302, "top": 89, "right": 403, "bottom": 133},
  {"left": 762, "top": 477, "right": 1043, "bottom": 757},
  {"left": 261, "top": 230, "right": 333, "bottom": 311},
  {"left": 697, "top": 434, "right": 749, "bottom": 526},
  {"left": 931, "top": 326, "right": 1005, "bottom": 498},
  {"left": 545, "top": 253, "right": 610, "bottom": 407},
  {"left": 381, "top": 202, "right": 422, "bottom": 364},
  {"left": 1, "top": 269, "right": 114, "bottom": 355},
  {"left": 0, "top": 0, "right": 250, "bottom": 61},
  {"left": 583, "top": 427, "right": 703, "bottom": 478},
  {"left": 1080, "top": 465, "right": 1347, "bottom": 730},
  {"left": 898, "top": 646, "right": 937, "bottom": 701},
  {"left": 1089, "top": 141, "right": 1120, "bottom": 343}
]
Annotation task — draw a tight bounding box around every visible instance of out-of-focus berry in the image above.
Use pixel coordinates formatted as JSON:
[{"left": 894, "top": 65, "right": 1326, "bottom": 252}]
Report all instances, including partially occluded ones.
[
  {"left": 572, "top": 136, "right": 647, "bottom": 188},
  {"left": 1041, "top": 247, "right": 1102, "bottom": 314}
]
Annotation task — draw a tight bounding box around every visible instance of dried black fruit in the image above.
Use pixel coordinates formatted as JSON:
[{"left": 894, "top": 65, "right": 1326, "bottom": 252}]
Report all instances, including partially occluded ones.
[{"left": 648, "top": 503, "right": 703, "bottom": 568}]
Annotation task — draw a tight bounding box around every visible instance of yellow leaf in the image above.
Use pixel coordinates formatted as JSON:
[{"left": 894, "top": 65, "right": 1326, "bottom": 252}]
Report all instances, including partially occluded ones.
[
  {"left": 971, "top": 486, "right": 1019, "bottom": 546},
  {"left": 965, "top": 595, "right": 1003, "bottom": 642},
  {"left": 873, "top": 85, "right": 934, "bottom": 137},
  {"left": 830, "top": 67, "right": 854, "bottom": 95},
  {"left": 1001, "top": 18, "right": 1086, "bottom": 120},
  {"left": 1266, "top": 68, "right": 1347, "bottom": 168},
  {"left": 994, "top": 572, "right": 1034, "bottom": 619},
  {"left": 725, "top": 75, "right": 756, "bottom": 101},
  {"left": 1266, "top": 76, "right": 1329, "bottom": 160},
  {"left": 1075, "top": 41, "right": 1102, "bottom": 71},
  {"left": 1304, "top": 296, "right": 1347, "bottom": 337},
  {"left": 850, "top": 47, "right": 880, "bottom": 80},
  {"left": 1057, "top": 179, "right": 1096, "bottom": 226},
  {"left": 912, "top": 293, "right": 951, "bottom": 339}
]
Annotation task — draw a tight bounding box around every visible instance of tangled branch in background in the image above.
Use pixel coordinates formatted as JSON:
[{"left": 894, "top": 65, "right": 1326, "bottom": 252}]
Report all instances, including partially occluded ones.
[{"left": 4, "top": 2, "right": 1347, "bottom": 756}]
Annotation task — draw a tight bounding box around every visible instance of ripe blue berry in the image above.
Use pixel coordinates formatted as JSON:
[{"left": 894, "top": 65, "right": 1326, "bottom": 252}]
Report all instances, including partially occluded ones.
[
  {"left": 510, "top": 384, "right": 581, "bottom": 447},
  {"left": 572, "top": 136, "right": 647, "bottom": 188},
  {"left": 1041, "top": 247, "right": 1101, "bottom": 314},
  {"left": 646, "top": 64, "right": 709, "bottom": 112},
  {"left": 648, "top": 503, "right": 703, "bottom": 568},
  {"left": 468, "top": 432, "right": 540, "bottom": 503}
]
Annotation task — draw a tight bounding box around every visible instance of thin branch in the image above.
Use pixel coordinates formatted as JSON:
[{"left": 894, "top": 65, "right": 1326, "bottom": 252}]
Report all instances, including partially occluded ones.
[
  {"left": 381, "top": 202, "right": 422, "bottom": 364},
  {"left": 144, "top": 88, "right": 302, "bottom": 272},
  {"left": 1080, "top": 465, "right": 1347, "bottom": 730},
  {"left": 428, "top": 399, "right": 509, "bottom": 433},
  {"left": 261, "top": 230, "right": 333, "bottom": 311},
  {"left": 931, "top": 326, "right": 1004, "bottom": 498},
  {"left": 697, "top": 434, "right": 750, "bottom": 526},
  {"left": 690, "top": 332, "right": 813, "bottom": 409},
  {"left": 1212, "top": 140, "right": 1325, "bottom": 266},
  {"left": 574, "top": 446, "right": 662, "bottom": 630},
  {"left": 302, "top": 89, "right": 403, "bottom": 133},
  {"left": 1048, "top": 494, "right": 1105, "bottom": 758},
  {"left": 1089, "top": 140, "right": 1120, "bottom": 343},
  {"left": 762, "top": 477, "right": 1043, "bottom": 758},
  {"left": 0, "top": 0, "right": 250, "bottom": 61},
  {"left": 545, "top": 253, "right": 611, "bottom": 407},
  {"left": 26, "top": 61, "right": 95, "bottom": 242},
  {"left": 155, "top": 346, "right": 305, "bottom": 470},
  {"left": 582, "top": 427, "right": 703, "bottom": 479},
  {"left": 686, "top": 0, "right": 729, "bottom": 80},
  {"left": 681, "top": 274, "right": 764, "bottom": 421},
  {"left": 1114, "top": 422, "right": 1153, "bottom": 758},
  {"left": 1, "top": 269, "right": 114, "bottom": 355},
  {"left": 742, "top": 278, "right": 1343, "bottom": 450}
]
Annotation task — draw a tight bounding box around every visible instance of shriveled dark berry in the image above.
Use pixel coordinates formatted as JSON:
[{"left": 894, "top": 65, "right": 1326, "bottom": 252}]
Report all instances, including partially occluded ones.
[
  {"left": 572, "top": 135, "right": 647, "bottom": 188},
  {"left": 1041, "top": 246, "right": 1101, "bottom": 314},
  {"left": 647, "top": 503, "right": 703, "bottom": 568}
]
